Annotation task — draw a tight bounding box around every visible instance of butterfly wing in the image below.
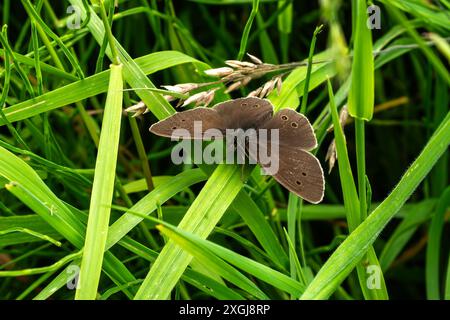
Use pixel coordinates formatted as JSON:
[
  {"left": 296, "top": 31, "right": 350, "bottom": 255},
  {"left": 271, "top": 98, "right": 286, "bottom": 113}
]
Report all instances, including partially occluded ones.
[
  {"left": 213, "top": 97, "right": 273, "bottom": 129},
  {"left": 257, "top": 141, "right": 324, "bottom": 203},
  {"left": 149, "top": 107, "right": 226, "bottom": 139},
  {"left": 259, "top": 108, "right": 317, "bottom": 151}
]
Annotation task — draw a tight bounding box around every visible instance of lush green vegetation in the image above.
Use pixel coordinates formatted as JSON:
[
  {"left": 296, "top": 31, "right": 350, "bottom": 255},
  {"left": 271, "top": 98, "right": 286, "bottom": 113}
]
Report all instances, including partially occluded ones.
[{"left": 0, "top": 0, "right": 449, "bottom": 300}]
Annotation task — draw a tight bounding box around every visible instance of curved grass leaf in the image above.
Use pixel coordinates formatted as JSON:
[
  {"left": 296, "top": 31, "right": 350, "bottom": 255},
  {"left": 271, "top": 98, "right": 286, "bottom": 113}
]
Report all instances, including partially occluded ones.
[
  {"left": 68, "top": 0, "right": 177, "bottom": 120},
  {"left": 0, "top": 227, "right": 61, "bottom": 247},
  {"left": 0, "top": 51, "right": 201, "bottom": 126},
  {"left": 237, "top": 0, "right": 259, "bottom": 60},
  {"left": 106, "top": 169, "right": 208, "bottom": 249},
  {"left": 301, "top": 110, "right": 450, "bottom": 299},
  {"left": 0, "top": 251, "right": 81, "bottom": 277},
  {"left": 268, "top": 56, "right": 335, "bottom": 111},
  {"left": 118, "top": 237, "right": 246, "bottom": 300},
  {"left": 380, "top": 199, "right": 436, "bottom": 271},
  {"left": 0, "top": 146, "right": 137, "bottom": 297},
  {"left": 157, "top": 224, "right": 304, "bottom": 297},
  {"left": 231, "top": 191, "right": 289, "bottom": 269},
  {"left": 157, "top": 224, "right": 269, "bottom": 299},
  {"left": 380, "top": 200, "right": 435, "bottom": 272},
  {"left": 0, "top": 215, "right": 61, "bottom": 246}
]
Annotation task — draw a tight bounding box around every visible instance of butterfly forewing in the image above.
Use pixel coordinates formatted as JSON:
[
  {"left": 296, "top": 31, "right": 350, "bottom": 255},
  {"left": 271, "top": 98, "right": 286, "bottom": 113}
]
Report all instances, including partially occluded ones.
[
  {"left": 149, "top": 107, "right": 226, "bottom": 139},
  {"left": 213, "top": 97, "right": 273, "bottom": 130}
]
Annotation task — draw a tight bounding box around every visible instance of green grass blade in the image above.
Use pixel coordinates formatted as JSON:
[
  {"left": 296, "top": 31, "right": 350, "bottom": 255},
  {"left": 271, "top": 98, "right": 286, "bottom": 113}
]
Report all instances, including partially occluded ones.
[
  {"left": 21, "top": 0, "right": 85, "bottom": 79},
  {"left": 300, "top": 25, "right": 323, "bottom": 114},
  {"left": 231, "top": 191, "right": 289, "bottom": 269},
  {"left": 0, "top": 250, "right": 81, "bottom": 277},
  {"left": 68, "top": 0, "right": 175, "bottom": 120},
  {"left": 379, "top": 200, "right": 436, "bottom": 271},
  {"left": 326, "top": 80, "right": 387, "bottom": 299},
  {"left": 0, "top": 227, "right": 61, "bottom": 247},
  {"left": 33, "top": 262, "right": 81, "bottom": 300},
  {"left": 0, "top": 143, "right": 137, "bottom": 297},
  {"left": 446, "top": 254, "right": 450, "bottom": 300},
  {"left": 156, "top": 224, "right": 269, "bottom": 299},
  {"left": 287, "top": 193, "right": 299, "bottom": 280},
  {"left": 268, "top": 56, "right": 335, "bottom": 110},
  {"left": 75, "top": 64, "right": 123, "bottom": 299},
  {"left": 0, "top": 215, "right": 62, "bottom": 246},
  {"left": 0, "top": 51, "right": 200, "bottom": 126},
  {"left": 428, "top": 32, "right": 450, "bottom": 63},
  {"left": 237, "top": 0, "right": 259, "bottom": 60},
  {"left": 277, "top": 0, "right": 292, "bottom": 62},
  {"left": 256, "top": 13, "right": 279, "bottom": 64},
  {"left": 118, "top": 237, "right": 246, "bottom": 300},
  {"left": 383, "top": 2, "right": 450, "bottom": 87},
  {"left": 327, "top": 80, "right": 360, "bottom": 230},
  {"left": 426, "top": 187, "right": 450, "bottom": 299},
  {"left": 134, "top": 164, "right": 246, "bottom": 299},
  {"left": 301, "top": 110, "right": 450, "bottom": 299},
  {"left": 106, "top": 169, "right": 207, "bottom": 249},
  {"left": 350, "top": 2, "right": 384, "bottom": 300},
  {"left": 379, "top": 0, "right": 450, "bottom": 31},
  {"left": 157, "top": 223, "right": 305, "bottom": 297},
  {"left": 348, "top": 0, "right": 374, "bottom": 120}
]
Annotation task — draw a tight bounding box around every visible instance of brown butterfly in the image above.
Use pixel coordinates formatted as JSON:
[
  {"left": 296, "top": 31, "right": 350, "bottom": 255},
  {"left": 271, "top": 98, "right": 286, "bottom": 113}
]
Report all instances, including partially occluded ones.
[{"left": 150, "top": 97, "right": 324, "bottom": 203}]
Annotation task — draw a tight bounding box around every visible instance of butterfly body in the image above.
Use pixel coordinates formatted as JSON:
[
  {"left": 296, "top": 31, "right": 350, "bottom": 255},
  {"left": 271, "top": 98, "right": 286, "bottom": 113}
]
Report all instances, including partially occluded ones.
[{"left": 150, "top": 97, "right": 324, "bottom": 203}]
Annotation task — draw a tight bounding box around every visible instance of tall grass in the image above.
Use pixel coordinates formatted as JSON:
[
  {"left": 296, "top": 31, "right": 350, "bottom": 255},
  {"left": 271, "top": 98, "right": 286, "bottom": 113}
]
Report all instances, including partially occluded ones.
[{"left": 0, "top": 1, "right": 449, "bottom": 300}]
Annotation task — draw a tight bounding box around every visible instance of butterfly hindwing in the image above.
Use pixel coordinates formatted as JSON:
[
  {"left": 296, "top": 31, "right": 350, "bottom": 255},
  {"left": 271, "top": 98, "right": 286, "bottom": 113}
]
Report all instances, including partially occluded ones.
[
  {"left": 258, "top": 141, "right": 324, "bottom": 204},
  {"left": 149, "top": 107, "right": 226, "bottom": 139}
]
